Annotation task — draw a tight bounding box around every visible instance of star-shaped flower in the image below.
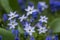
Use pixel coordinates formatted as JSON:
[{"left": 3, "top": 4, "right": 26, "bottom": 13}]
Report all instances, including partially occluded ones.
[
  {"left": 39, "top": 16, "right": 48, "bottom": 23},
  {"left": 8, "top": 19, "right": 18, "bottom": 29},
  {"left": 25, "top": 6, "right": 34, "bottom": 12},
  {"left": 8, "top": 11, "right": 19, "bottom": 20},
  {"left": 19, "top": 14, "right": 27, "bottom": 22},
  {"left": 24, "top": 26, "right": 35, "bottom": 36},
  {"left": 38, "top": 26, "right": 47, "bottom": 34},
  {"left": 25, "top": 6, "right": 38, "bottom": 16}
]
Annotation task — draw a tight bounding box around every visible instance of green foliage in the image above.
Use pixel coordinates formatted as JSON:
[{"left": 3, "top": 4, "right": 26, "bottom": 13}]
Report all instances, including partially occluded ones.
[
  {"left": 0, "top": 0, "right": 12, "bottom": 13},
  {"left": 18, "top": 25, "right": 24, "bottom": 34},
  {"left": 50, "top": 18, "right": 60, "bottom": 33},
  {"left": 0, "top": 28, "right": 14, "bottom": 40}
]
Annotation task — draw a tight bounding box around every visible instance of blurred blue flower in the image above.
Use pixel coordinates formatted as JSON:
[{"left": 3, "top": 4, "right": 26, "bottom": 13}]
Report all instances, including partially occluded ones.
[
  {"left": 39, "top": 21, "right": 43, "bottom": 26},
  {"left": 28, "top": 2, "right": 34, "bottom": 7},
  {"left": 50, "top": 0, "right": 60, "bottom": 12},
  {"left": 18, "top": 0, "right": 26, "bottom": 10},
  {"left": 45, "top": 36, "right": 52, "bottom": 40},
  {"left": 37, "top": 2, "right": 48, "bottom": 12},
  {"left": 3, "top": 14, "right": 8, "bottom": 22},
  {"left": 18, "top": 0, "right": 24, "bottom": 5},
  {"left": 20, "top": 4, "right": 26, "bottom": 10},
  {"left": 0, "top": 36, "right": 2, "bottom": 40},
  {"left": 51, "top": 7, "right": 57, "bottom": 12},
  {"left": 54, "top": 34, "right": 58, "bottom": 40},
  {"left": 24, "top": 32, "right": 28, "bottom": 38},
  {"left": 30, "top": 36, "right": 35, "bottom": 40},
  {"left": 37, "top": 4, "right": 42, "bottom": 12},
  {"left": 12, "top": 29, "right": 19, "bottom": 37},
  {"left": 15, "top": 37, "right": 20, "bottom": 40},
  {"left": 32, "top": 11, "right": 38, "bottom": 19}
]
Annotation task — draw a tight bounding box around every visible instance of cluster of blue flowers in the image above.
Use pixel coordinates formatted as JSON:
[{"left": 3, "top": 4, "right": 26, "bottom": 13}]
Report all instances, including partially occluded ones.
[{"left": 2, "top": 0, "right": 59, "bottom": 40}]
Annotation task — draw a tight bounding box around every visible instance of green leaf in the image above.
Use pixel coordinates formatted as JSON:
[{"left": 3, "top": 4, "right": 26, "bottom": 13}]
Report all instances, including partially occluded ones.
[
  {"left": 50, "top": 18, "right": 60, "bottom": 33},
  {"left": 9, "top": 0, "right": 20, "bottom": 12},
  {"left": 18, "top": 25, "right": 24, "bottom": 34},
  {"left": 33, "top": 33, "right": 38, "bottom": 38},
  {"left": 0, "top": 28, "right": 14, "bottom": 40},
  {"left": 0, "top": 0, "right": 12, "bottom": 13}
]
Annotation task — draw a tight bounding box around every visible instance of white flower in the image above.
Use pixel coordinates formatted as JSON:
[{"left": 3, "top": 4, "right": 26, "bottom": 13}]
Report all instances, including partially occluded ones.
[
  {"left": 8, "top": 19, "right": 18, "bottom": 29},
  {"left": 39, "top": 16, "right": 48, "bottom": 23},
  {"left": 38, "top": 26, "right": 47, "bottom": 34},
  {"left": 19, "top": 14, "right": 27, "bottom": 22},
  {"left": 25, "top": 6, "right": 34, "bottom": 12},
  {"left": 25, "top": 6, "right": 38, "bottom": 16},
  {"left": 24, "top": 25, "right": 35, "bottom": 36},
  {"left": 8, "top": 11, "right": 19, "bottom": 20},
  {"left": 38, "top": 2, "right": 48, "bottom": 11}
]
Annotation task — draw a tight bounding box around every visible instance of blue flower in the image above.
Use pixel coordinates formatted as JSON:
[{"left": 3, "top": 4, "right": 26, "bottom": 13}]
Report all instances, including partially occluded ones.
[
  {"left": 45, "top": 36, "right": 52, "bottom": 40},
  {"left": 37, "top": 2, "right": 48, "bottom": 12},
  {"left": 28, "top": 2, "right": 34, "bottom": 7},
  {"left": 20, "top": 4, "right": 26, "bottom": 10},
  {"left": 21, "top": 20, "right": 28, "bottom": 28},
  {"left": 39, "top": 21, "right": 43, "bottom": 26},
  {"left": 32, "top": 11, "right": 38, "bottom": 19},
  {"left": 18, "top": 0, "right": 24, "bottom": 5},
  {"left": 15, "top": 37, "right": 20, "bottom": 40},
  {"left": 54, "top": 34, "right": 58, "bottom": 40},
  {"left": 37, "top": 4, "right": 42, "bottom": 12},
  {"left": 50, "top": 0, "right": 60, "bottom": 12},
  {"left": 30, "top": 36, "right": 35, "bottom": 40},
  {"left": 8, "top": 11, "right": 19, "bottom": 20},
  {"left": 12, "top": 29, "right": 19, "bottom": 37},
  {"left": 0, "top": 36, "right": 2, "bottom": 40},
  {"left": 3, "top": 14, "right": 8, "bottom": 22},
  {"left": 18, "top": 0, "right": 26, "bottom": 10},
  {"left": 24, "top": 32, "right": 28, "bottom": 38}
]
